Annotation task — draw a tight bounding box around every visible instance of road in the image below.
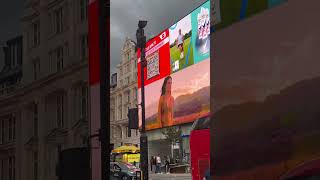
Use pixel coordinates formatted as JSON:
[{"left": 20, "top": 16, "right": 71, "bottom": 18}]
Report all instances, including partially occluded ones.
[{"left": 149, "top": 173, "right": 192, "bottom": 180}]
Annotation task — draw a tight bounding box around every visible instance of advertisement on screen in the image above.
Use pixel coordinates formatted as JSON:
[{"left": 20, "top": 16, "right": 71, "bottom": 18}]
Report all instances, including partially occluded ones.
[
  {"left": 169, "top": 14, "right": 193, "bottom": 73},
  {"left": 138, "top": 1, "right": 210, "bottom": 131},
  {"left": 137, "top": 29, "right": 171, "bottom": 88}
]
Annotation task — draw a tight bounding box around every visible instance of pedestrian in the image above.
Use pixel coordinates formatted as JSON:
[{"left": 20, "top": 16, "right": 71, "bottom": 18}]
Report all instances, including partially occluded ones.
[
  {"left": 204, "top": 168, "right": 210, "bottom": 180},
  {"left": 150, "top": 156, "right": 155, "bottom": 172},
  {"left": 165, "top": 156, "right": 170, "bottom": 174},
  {"left": 156, "top": 154, "right": 162, "bottom": 174},
  {"left": 150, "top": 156, "right": 152, "bottom": 172},
  {"left": 133, "top": 161, "right": 136, "bottom": 167}
]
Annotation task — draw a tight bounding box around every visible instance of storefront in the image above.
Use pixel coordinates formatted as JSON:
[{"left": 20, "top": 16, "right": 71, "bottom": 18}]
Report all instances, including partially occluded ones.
[{"left": 146, "top": 123, "right": 193, "bottom": 166}]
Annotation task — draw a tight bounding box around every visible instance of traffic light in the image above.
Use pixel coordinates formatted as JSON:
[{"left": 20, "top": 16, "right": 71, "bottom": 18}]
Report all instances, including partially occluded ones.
[{"left": 128, "top": 108, "right": 139, "bottom": 129}]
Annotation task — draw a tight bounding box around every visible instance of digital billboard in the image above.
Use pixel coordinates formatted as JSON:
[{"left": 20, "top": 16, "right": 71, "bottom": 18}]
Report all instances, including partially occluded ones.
[
  {"left": 211, "top": 1, "right": 320, "bottom": 179},
  {"left": 138, "top": 1, "right": 210, "bottom": 131}
]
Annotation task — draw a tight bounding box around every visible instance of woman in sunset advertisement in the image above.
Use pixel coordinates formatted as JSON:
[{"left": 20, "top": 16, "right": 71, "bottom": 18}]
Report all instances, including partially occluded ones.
[
  {"left": 156, "top": 76, "right": 174, "bottom": 128},
  {"left": 141, "top": 59, "right": 210, "bottom": 130}
]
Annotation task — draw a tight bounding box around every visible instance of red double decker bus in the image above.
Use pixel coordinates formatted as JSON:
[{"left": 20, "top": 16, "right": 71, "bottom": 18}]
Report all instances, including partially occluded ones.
[{"left": 190, "top": 115, "right": 210, "bottom": 180}]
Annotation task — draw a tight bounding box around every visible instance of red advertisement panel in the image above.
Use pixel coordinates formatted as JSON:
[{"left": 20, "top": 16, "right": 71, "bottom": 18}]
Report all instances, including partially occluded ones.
[{"left": 137, "top": 29, "right": 171, "bottom": 88}]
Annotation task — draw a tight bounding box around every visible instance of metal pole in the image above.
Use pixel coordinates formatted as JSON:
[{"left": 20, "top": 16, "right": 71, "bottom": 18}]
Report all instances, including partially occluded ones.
[
  {"left": 140, "top": 48, "right": 149, "bottom": 180},
  {"left": 98, "top": 0, "right": 110, "bottom": 179},
  {"left": 137, "top": 22, "right": 149, "bottom": 180}
]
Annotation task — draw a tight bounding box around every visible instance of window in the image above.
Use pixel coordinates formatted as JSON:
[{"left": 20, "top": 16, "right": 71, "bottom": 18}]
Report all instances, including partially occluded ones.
[
  {"left": 32, "top": 21, "right": 40, "bottom": 47},
  {"left": 57, "top": 145, "right": 62, "bottom": 154},
  {"left": 1, "top": 159, "right": 4, "bottom": 180},
  {"left": 12, "top": 115, "right": 15, "bottom": 141},
  {"left": 111, "top": 98, "right": 115, "bottom": 107},
  {"left": 8, "top": 117, "right": 12, "bottom": 142},
  {"left": 9, "top": 156, "right": 15, "bottom": 180},
  {"left": 118, "top": 106, "right": 122, "bottom": 119},
  {"left": 119, "top": 68, "right": 123, "bottom": 76},
  {"left": 134, "top": 88, "right": 138, "bottom": 100},
  {"left": 54, "top": 8, "right": 63, "bottom": 34},
  {"left": 57, "top": 94, "right": 64, "bottom": 128},
  {"left": 49, "top": 52, "right": 53, "bottom": 71},
  {"left": 127, "top": 63, "right": 130, "bottom": 73},
  {"left": 118, "top": 95, "right": 122, "bottom": 119},
  {"left": 110, "top": 110, "right": 114, "bottom": 121},
  {"left": 126, "top": 77, "right": 130, "bottom": 85},
  {"left": 134, "top": 59, "right": 137, "bottom": 68},
  {"left": 56, "top": 47, "right": 63, "bottom": 72},
  {"left": 0, "top": 120, "right": 2, "bottom": 144},
  {"left": 33, "top": 58, "right": 40, "bottom": 80},
  {"left": 125, "top": 127, "right": 128, "bottom": 138},
  {"left": 80, "top": 0, "right": 88, "bottom": 22},
  {"left": 49, "top": 47, "right": 64, "bottom": 73},
  {"left": 80, "top": 86, "right": 88, "bottom": 119},
  {"left": 34, "top": 104, "right": 38, "bottom": 136},
  {"left": 118, "top": 127, "right": 122, "bottom": 139},
  {"left": 0, "top": 120, "right": 4, "bottom": 144},
  {"left": 12, "top": 157, "right": 16, "bottom": 180},
  {"left": 126, "top": 90, "right": 130, "bottom": 103},
  {"left": 80, "top": 34, "right": 88, "bottom": 59},
  {"left": 118, "top": 95, "right": 122, "bottom": 105},
  {"left": 11, "top": 44, "right": 17, "bottom": 68},
  {"left": 33, "top": 152, "right": 38, "bottom": 180}
]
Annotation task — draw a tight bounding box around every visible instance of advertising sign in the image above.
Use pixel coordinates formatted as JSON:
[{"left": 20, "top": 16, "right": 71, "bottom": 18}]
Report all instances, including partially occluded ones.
[
  {"left": 138, "top": 1, "right": 210, "bottom": 131},
  {"left": 169, "top": 14, "right": 193, "bottom": 73},
  {"left": 137, "top": 29, "right": 171, "bottom": 88}
]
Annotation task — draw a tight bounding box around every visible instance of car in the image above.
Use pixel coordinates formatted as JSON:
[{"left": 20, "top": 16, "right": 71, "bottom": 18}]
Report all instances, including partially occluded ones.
[{"left": 110, "top": 162, "right": 141, "bottom": 180}]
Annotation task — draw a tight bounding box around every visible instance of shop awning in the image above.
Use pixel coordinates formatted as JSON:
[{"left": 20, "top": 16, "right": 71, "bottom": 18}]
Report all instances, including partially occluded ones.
[{"left": 111, "top": 145, "right": 140, "bottom": 154}]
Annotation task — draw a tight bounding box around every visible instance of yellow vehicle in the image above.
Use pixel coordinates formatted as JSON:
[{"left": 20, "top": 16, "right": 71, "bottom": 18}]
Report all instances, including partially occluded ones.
[{"left": 111, "top": 145, "right": 140, "bottom": 167}]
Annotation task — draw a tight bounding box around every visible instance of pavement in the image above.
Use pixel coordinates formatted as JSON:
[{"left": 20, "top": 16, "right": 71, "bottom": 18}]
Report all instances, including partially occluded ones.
[{"left": 149, "top": 173, "right": 192, "bottom": 180}]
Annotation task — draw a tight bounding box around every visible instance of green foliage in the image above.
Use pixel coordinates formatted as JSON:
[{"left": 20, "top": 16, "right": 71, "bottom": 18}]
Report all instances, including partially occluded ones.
[{"left": 162, "top": 126, "right": 183, "bottom": 144}]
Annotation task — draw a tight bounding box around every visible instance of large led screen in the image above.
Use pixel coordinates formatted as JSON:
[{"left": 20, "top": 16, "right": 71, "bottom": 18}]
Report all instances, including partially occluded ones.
[
  {"left": 137, "top": 1, "right": 210, "bottom": 131},
  {"left": 211, "top": 0, "right": 320, "bottom": 179}
]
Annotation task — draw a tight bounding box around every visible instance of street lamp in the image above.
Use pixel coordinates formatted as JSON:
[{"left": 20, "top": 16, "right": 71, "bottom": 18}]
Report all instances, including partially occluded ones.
[{"left": 136, "top": 20, "right": 149, "bottom": 180}]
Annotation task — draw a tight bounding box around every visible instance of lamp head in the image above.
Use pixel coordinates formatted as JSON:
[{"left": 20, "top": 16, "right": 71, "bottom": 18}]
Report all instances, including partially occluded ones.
[{"left": 138, "top": 20, "right": 147, "bottom": 29}]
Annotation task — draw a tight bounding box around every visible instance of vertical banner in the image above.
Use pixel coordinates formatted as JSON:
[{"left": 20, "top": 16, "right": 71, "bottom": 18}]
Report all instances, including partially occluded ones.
[{"left": 88, "top": 0, "right": 101, "bottom": 179}]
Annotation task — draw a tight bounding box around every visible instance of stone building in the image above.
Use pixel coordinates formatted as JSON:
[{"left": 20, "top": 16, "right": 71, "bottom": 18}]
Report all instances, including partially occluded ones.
[
  {"left": 110, "top": 38, "right": 140, "bottom": 148},
  {"left": 0, "top": 0, "right": 90, "bottom": 179},
  {"left": 0, "top": 35, "right": 22, "bottom": 180}
]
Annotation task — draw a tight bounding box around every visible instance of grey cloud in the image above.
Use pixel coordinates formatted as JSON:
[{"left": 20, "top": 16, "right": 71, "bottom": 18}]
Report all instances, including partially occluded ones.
[{"left": 110, "top": 0, "right": 207, "bottom": 74}]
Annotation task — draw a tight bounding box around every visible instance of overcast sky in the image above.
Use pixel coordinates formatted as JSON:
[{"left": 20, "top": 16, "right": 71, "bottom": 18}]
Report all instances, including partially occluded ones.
[
  {"left": 0, "top": 0, "right": 207, "bottom": 73},
  {"left": 110, "top": 0, "right": 207, "bottom": 73}
]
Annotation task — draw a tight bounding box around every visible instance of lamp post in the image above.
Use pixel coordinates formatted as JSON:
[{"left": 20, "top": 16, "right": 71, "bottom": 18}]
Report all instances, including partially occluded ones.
[{"left": 136, "top": 20, "right": 149, "bottom": 180}]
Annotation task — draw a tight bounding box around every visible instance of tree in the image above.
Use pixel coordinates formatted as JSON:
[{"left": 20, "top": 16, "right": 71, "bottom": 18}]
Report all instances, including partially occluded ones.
[{"left": 162, "top": 126, "right": 183, "bottom": 163}]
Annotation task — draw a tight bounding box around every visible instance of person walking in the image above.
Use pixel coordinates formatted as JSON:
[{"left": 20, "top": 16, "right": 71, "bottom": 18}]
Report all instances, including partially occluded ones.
[
  {"left": 150, "top": 156, "right": 153, "bottom": 172},
  {"left": 165, "top": 156, "right": 170, "bottom": 174},
  {"left": 156, "top": 154, "right": 162, "bottom": 174}
]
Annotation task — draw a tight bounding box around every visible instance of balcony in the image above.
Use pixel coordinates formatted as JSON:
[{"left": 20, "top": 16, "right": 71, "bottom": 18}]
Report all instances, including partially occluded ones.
[
  {"left": 0, "top": 140, "right": 16, "bottom": 152},
  {"left": 46, "top": 127, "right": 68, "bottom": 145},
  {"left": 0, "top": 84, "right": 19, "bottom": 96}
]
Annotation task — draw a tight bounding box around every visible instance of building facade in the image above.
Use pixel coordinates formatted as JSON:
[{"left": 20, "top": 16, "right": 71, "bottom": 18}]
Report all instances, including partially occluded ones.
[
  {"left": 110, "top": 38, "right": 140, "bottom": 148},
  {"left": 0, "top": 36, "right": 22, "bottom": 180},
  {"left": 0, "top": 0, "right": 90, "bottom": 179}
]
